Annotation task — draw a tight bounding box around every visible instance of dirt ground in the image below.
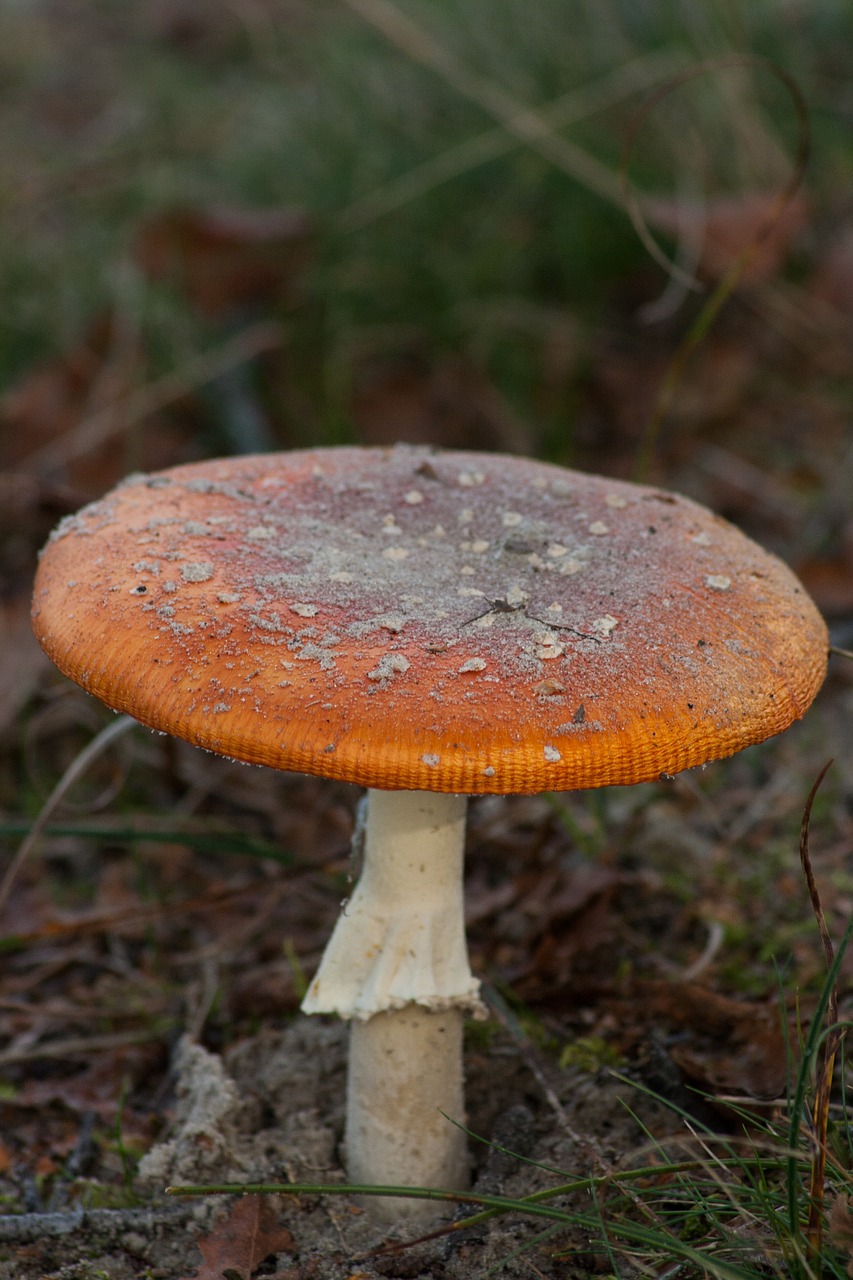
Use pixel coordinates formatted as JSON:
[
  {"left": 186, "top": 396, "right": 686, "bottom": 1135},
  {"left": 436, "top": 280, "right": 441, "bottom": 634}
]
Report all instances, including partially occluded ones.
[
  {"left": 2, "top": 670, "right": 852, "bottom": 1279},
  {"left": 0, "top": 987, "right": 783, "bottom": 1280}
]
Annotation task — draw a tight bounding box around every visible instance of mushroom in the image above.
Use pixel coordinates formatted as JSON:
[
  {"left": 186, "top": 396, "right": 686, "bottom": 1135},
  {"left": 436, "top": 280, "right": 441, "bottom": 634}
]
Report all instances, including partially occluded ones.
[{"left": 31, "top": 445, "right": 827, "bottom": 1219}]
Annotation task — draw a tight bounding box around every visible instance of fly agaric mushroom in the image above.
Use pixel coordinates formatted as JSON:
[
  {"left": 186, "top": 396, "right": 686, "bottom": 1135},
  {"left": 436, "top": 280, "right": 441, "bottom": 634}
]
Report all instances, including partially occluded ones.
[{"left": 31, "top": 445, "right": 827, "bottom": 1218}]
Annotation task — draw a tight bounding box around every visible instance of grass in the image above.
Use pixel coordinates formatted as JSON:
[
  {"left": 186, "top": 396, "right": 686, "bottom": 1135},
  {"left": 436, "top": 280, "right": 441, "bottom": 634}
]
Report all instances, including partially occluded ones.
[
  {"left": 160, "top": 766, "right": 853, "bottom": 1278},
  {"left": 167, "top": 1005, "right": 853, "bottom": 1279},
  {"left": 1, "top": 0, "right": 852, "bottom": 457}
]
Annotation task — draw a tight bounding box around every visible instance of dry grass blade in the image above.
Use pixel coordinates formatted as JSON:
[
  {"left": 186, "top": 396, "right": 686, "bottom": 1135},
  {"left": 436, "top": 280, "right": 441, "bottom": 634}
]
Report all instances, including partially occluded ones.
[
  {"left": 0, "top": 713, "right": 137, "bottom": 920},
  {"left": 21, "top": 322, "right": 282, "bottom": 470},
  {"left": 798, "top": 759, "right": 837, "bottom": 1258},
  {"left": 341, "top": 0, "right": 625, "bottom": 208},
  {"left": 338, "top": 47, "right": 686, "bottom": 231},
  {"left": 0, "top": 1027, "right": 167, "bottom": 1068},
  {"left": 623, "top": 55, "right": 811, "bottom": 481},
  {"left": 622, "top": 55, "right": 810, "bottom": 293}
]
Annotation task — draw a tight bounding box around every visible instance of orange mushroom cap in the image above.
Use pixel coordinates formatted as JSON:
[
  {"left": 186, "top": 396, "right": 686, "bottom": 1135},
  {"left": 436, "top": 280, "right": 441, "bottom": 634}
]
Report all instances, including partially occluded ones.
[{"left": 31, "top": 446, "right": 828, "bottom": 794}]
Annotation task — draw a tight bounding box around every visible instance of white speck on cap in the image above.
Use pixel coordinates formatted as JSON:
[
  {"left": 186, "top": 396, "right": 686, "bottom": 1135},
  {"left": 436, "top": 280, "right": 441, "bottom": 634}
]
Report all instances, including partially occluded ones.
[
  {"left": 421, "top": 753, "right": 440, "bottom": 766},
  {"left": 383, "top": 547, "right": 409, "bottom": 561},
  {"left": 706, "top": 575, "right": 732, "bottom": 591},
  {"left": 535, "top": 678, "right": 565, "bottom": 695},
  {"left": 290, "top": 602, "right": 319, "bottom": 617},
  {"left": 458, "top": 657, "right": 486, "bottom": 673},
  {"left": 544, "top": 745, "right": 562, "bottom": 762},
  {"left": 368, "top": 653, "right": 411, "bottom": 681},
  {"left": 589, "top": 522, "right": 609, "bottom": 536},
  {"left": 181, "top": 562, "right": 214, "bottom": 582}
]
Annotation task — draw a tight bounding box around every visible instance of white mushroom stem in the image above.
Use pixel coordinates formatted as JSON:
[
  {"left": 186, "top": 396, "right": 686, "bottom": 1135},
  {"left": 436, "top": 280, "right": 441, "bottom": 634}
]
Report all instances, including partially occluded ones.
[
  {"left": 301, "top": 788, "right": 483, "bottom": 1215},
  {"left": 347, "top": 1005, "right": 467, "bottom": 1211}
]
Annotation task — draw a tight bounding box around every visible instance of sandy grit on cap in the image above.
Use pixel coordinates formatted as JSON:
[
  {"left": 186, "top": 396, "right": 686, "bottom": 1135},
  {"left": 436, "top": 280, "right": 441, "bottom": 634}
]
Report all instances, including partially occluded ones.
[{"left": 31, "top": 445, "right": 828, "bottom": 794}]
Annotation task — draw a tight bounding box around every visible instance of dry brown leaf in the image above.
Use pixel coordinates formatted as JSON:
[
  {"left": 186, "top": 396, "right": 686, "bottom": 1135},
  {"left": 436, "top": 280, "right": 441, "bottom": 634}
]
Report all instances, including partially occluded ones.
[
  {"left": 135, "top": 205, "right": 314, "bottom": 316},
  {"left": 828, "top": 1194, "right": 853, "bottom": 1276},
  {"left": 13, "top": 1045, "right": 163, "bottom": 1123},
  {"left": 796, "top": 522, "right": 853, "bottom": 616},
  {"left": 1, "top": 312, "right": 140, "bottom": 480},
  {"left": 182, "top": 1196, "right": 295, "bottom": 1280},
  {"left": 0, "top": 312, "right": 196, "bottom": 495},
  {"left": 0, "top": 597, "right": 52, "bottom": 734},
  {"left": 810, "top": 226, "right": 853, "bottom": 317},
  {"left": 646, "top": 190, "right": 811, "bottom": 284},
  {"left": 351, "top": 350, "right": 532, "bottom": 454},
  {"left": 628, "top": 980, "right": 789, "bottom": 1099}
]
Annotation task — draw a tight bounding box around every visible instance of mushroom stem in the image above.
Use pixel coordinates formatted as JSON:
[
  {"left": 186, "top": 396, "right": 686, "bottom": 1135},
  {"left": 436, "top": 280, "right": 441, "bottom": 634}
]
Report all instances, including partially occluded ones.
[
  {"left": 301, "top": 789, "right": 481, "bottom": 1018},
  {"left": 302, "top": 788, "right": 481, "bottom": 1215},
  {"left": 347, "top": 1005, "right": 467, "bottom": 1216}
]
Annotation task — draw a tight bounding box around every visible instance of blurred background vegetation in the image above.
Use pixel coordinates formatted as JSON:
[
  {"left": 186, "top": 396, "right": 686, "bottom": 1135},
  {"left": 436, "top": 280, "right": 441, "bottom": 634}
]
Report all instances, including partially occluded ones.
[{"left": 1, "top": 0, "right": 851, "bottom": 493}]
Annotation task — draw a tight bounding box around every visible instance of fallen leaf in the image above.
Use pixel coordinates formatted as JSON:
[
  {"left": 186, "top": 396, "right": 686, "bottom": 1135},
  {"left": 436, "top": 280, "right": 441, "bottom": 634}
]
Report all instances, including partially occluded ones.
[
  {"left": 14, "top": 1044, "right": 163, "bottom": 1123},
  {"left": 0, "top": 598, "right": 52, "bottom": 735},
  {"left": 1, "top": 312, "right": 140, "bottom": 480},
  {"left": 625, "top": 980, "right": 789, "bottom": 1099},
  {"left": 796, "top": 521, "right": 853, "bottom": 616},
  {"left": 647, "top": 191, "right": 811, "bottom": 284},
  {"left": 183, "top": 1196, "right": 295, "bottom": 1280},
  {"left": 135, "top": 205, "right": 314, "bottom": 316},
  {"left": 0, "top": 312, "right": 195, "bottom": 496},
  {"left": 828, "top": 1194, "right": 853, "bottom": 1276},
  {"left": 351, "top": 349, "right": 532, "bottom": 454},
  {"left": 810, "top": 225, "right": 853, "bottom": 317}
]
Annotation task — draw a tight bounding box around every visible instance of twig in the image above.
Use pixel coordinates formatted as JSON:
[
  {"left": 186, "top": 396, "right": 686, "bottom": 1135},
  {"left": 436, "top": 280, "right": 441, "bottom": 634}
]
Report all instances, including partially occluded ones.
[
  {"left": 0, "top": 1203, "right": 190, "bottom": 1244},
  {"left": 482, "top": 982, "right": 590, "bottom": 1156},
  {"left": 0, "top": 714, "right": 137, "bottom": 921},
  {"left": 0, "top": 1027, "right": 172, "bottom": 1068},
  {"left": 623, "top": 56, "right": 810, "bottom": 479},
  {"left": 338, "top": 48, "right": 686, "bottom": 231},
  {"left": 679, "top": 919, "right": 725, "bottom": 983},
  {"left": 340, "top": 0, "right": 625, "bottom": 208},
  {"left": 22, "top": 322, "right": 282, "bottom": 471}
]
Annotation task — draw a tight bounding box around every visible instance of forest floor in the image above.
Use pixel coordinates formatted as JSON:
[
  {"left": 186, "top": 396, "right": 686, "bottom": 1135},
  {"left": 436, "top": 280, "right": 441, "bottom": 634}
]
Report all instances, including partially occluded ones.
[{"left": 2, "top": 2, "right": 853, "bottom": 1277}]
